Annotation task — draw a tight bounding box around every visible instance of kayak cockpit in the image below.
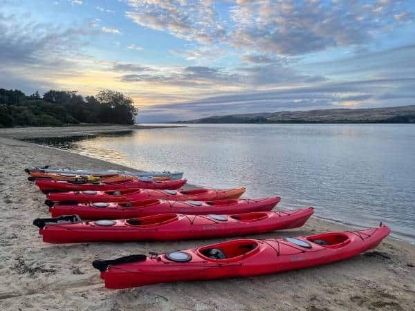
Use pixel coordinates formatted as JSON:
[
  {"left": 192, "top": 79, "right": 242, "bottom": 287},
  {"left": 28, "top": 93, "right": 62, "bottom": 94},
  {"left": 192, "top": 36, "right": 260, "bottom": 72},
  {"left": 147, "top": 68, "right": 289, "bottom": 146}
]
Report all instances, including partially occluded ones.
[
  {"left": 230, "top": 212, "right": 268, "bottom": 222},
  {"left": 126, "top": 214, "right": 178, "bottom": 226},
  {"left": 306, "top": 232, "right": 351, "bottom": 249},
  {"left": 198, "top": 239, "right": 259, "bottom": 261}
]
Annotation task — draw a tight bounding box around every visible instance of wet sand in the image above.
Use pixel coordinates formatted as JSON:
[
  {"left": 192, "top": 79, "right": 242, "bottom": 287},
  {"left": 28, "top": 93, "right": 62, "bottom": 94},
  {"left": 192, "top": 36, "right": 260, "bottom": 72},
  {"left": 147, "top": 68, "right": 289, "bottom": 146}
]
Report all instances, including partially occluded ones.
[{"left": 0, "top": 126, "right": 414, "bottom": 310}]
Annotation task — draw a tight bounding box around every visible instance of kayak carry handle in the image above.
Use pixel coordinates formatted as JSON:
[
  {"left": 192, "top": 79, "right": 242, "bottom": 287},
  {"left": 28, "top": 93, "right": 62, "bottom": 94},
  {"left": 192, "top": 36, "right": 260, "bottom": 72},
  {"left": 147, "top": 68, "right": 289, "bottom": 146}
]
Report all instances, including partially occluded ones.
[
  {"left": 45, "top": 200, "right": 54, "bottom": 207},
  {"left": 33, "top": 215, "right": 82, "bottom": 228},
  {"left": 92, "top": 254, "right": 147, "bottom": 272}
]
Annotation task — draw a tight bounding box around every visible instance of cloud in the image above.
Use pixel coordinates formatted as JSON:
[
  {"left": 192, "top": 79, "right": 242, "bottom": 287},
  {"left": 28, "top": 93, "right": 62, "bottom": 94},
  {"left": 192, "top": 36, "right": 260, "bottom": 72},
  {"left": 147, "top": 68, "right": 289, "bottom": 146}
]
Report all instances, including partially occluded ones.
[
  {"left": 302, "top": 43, "right": 415, "bottom": 81},
  {"left": 394, "top": 11, "right": 413, "bottom": 22},
  {"left": 119, "top": 65, "right": 241, "bottom": 87},
  {"left": 101, "top": 26, "right": 121, "bottom": 34},
  {"left": 138, "top": 75, "right": 415, "bottom": 122},
  {"left": 70, "top": 0, "right": 83, "bottom": 5},
  {"left": 125, "top": 0, "right": 225, "bottom": 44},
  {"left": 0, "top": 10, "right": 97, "bottom": 93},
  {"left": 241, "top": 54, "right": 279, "bottom": 64},
  {"left": 96, "top": 6, "right": 115, "bottom": 13},
  {"left": 237, "top": 63, "right": 324, "bottom": 85},
  {"left": 112, "top": 63, "right": 152, "bottom": 72},
  {"left": 229, "top": 0, "right": 412, "bottom": 55},
  {"left": 127, "top": 44, "right": 143, "bottom": 51},
  {"left": 0, "top": 12, "right": 91, "bottom": 66},
  {"left": 117, "top": 60, "right": 324, "bottom": 91},
  {"left": 125, "top": 0, "right": 413, "bottom": 56}
]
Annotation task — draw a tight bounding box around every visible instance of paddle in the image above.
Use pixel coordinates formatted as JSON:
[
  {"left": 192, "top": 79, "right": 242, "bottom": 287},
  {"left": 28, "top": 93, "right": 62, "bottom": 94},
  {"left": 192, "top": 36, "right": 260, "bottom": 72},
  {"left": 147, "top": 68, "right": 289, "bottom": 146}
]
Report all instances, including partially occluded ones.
[
  {"left": 33, "top": 215, "right": 81, "bottom": 229},
  {"left": 92, "top": 254, "right": 147, "bottom": 272}
]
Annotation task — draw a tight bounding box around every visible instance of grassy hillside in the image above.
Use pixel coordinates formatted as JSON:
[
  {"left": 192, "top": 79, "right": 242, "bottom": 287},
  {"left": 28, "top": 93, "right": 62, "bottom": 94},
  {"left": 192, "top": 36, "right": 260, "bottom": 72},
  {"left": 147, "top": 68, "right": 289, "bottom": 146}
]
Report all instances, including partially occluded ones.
[{"left": 184, "top": 105, "right": 415, "bottom": 124}]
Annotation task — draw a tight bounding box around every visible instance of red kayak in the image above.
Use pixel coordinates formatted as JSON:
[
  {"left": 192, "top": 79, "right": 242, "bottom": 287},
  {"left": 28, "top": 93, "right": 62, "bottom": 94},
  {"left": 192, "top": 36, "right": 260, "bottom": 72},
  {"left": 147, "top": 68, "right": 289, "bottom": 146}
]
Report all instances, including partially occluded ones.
[
  {"left": 92, "top": 224, "right": 390, "bottom": 289},
  {"left": 45, "top": 187, "right": 246, "bottom": 205},
  {"left": 35, "top": 178, "right": 187, "bottom": 193},
  {"left": 34, "top": 208, "right": 313, "bottom": 243},
  {"left": 49, "top": 197, "right": 281, "bottom": 219}
]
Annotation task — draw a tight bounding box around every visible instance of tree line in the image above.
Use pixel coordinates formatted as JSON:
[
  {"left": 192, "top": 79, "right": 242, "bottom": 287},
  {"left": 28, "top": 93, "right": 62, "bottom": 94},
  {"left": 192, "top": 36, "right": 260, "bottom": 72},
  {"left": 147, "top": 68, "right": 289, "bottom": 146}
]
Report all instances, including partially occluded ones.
[{"left": 0, "top": 88, "right": 137, "bottom": 127}]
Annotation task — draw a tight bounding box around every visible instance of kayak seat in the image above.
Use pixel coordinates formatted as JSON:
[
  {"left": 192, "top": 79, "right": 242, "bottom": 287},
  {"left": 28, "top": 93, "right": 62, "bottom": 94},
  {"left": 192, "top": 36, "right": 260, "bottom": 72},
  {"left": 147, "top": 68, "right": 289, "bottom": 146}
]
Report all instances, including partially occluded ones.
[
  {"left": 205, "top": 248, "right": 226, "bottom": 259},
  {"left": 199, "top": 240, "right": 259, "bottom": 261},
  {"left": 126, "top": 218, "right": 141, "bottom": 225},
  {"left": 109, "top": 191, "right": 122, "bottom": 196},
  {"left": 307, "top": 233, "right": 351, "bottom": 249}
]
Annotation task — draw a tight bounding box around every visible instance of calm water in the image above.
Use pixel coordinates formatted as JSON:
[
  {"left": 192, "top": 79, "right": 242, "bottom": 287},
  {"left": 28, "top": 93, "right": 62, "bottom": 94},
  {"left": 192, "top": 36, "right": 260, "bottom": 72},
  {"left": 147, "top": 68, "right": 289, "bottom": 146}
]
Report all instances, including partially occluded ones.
[{"left": 31, "top": 124, "right": 415, "bottom": 243}]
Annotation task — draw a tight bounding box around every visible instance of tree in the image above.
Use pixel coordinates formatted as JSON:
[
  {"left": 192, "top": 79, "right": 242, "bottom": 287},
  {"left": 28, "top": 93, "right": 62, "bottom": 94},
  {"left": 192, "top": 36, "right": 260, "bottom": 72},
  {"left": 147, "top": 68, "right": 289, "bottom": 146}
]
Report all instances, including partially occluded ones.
[
  {"left": 0, "top": 88, "right": 138, "bottom": 127},
  {"left": 96, "top": 90, "right": 137, "bottom": 124},
  {"left": 29, "top": 91, "right": 41, "bottom": 99}
]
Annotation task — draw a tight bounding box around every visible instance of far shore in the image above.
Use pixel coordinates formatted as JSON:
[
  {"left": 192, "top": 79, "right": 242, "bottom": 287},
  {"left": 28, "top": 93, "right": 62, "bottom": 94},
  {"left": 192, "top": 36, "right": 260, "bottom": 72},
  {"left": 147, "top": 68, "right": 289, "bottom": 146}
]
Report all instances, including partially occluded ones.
[
  {"left": 0, "top": 126, "right": 414, "bottom": 310},
  {"left": 0, "top": 124, "right": 184, "bottom": 139}
]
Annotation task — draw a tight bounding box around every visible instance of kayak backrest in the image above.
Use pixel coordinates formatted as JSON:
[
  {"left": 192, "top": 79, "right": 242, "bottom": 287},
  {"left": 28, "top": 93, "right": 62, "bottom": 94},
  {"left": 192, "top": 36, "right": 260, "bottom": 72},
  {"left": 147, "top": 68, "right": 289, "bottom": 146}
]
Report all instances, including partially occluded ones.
[
  {"left": 306, "top": 233, "right": 351, "bottom": 249},
  {"left": 198, "top": 239, "right": 259, "bottom": 261},
  {"left": 181, "top": 188, "right": 208, "bottom": 195},
  {"left": 126, "top": 214, "right": 178, "bottom": 226},
  {"left": 230, "top": 212, "right": 268, "bottom": 222}
]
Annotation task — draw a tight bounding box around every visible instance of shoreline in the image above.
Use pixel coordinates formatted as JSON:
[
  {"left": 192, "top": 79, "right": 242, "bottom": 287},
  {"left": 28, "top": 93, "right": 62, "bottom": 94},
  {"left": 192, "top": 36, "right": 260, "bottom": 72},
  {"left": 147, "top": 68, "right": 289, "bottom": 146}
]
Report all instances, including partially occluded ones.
[
  {"left": 14, "top": 125, "right": 414, "bottom": 245},
  {"left": 0, "top": 127, "right": 414, "bottom": 310},
  {"left": 0, "top": 124, "right": 184, "bottom": 139}
]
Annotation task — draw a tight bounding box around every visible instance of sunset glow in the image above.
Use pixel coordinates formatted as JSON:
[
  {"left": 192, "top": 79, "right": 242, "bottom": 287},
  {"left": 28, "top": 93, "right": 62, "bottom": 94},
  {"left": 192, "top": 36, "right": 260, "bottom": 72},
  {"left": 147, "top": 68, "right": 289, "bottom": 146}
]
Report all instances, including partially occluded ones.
[{"left": 1, "top": 0, "right": 414, "bottom": 121}]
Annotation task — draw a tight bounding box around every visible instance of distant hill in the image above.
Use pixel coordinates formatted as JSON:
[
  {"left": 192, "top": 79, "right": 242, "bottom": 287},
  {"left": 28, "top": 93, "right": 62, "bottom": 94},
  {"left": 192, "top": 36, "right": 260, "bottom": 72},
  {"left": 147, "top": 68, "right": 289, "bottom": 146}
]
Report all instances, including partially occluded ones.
[{"left": 182, "top": 105, "right": 415, "bottom": 124}]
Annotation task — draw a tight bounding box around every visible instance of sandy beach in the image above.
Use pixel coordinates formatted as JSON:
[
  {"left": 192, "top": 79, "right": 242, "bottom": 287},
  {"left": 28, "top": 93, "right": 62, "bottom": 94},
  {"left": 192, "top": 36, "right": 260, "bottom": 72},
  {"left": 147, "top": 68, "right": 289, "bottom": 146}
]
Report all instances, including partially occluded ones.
[{"left": 0, "top": 126, "right": 414, "bottom": 311}]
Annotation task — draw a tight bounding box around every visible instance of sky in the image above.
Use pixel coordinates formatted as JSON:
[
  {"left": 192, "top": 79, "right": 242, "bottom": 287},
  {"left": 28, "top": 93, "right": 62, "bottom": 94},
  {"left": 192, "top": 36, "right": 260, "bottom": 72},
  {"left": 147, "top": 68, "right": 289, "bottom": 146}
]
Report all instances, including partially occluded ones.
[{"left": 1, "top": 0, "right": 414, "bottom": 122}]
